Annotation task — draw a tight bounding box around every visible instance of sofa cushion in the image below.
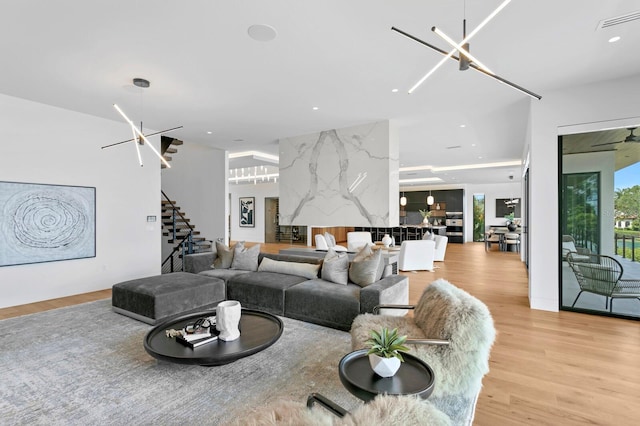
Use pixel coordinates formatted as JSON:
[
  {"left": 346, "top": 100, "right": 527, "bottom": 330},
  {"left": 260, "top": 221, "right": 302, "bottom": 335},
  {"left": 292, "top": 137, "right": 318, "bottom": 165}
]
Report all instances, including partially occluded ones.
[
  {"left": 213, "top": 241, "right": 243, "bottom": 269},
  {"left": 285, "top": 279, "right": 361, "bottom": 331},
  {"left": 199, "top": 268, "right": 251, "bottom": 284},
  {"left": 349, "top": 245, "right": 383, "bottom": 287},
  {"left": 231, "top": 243, "right": 260, "bottom": 271},
  {"left": 111, "top": 272, "right": 226, "bottom": 324},
  {"left": 321, "top": 248, "right": 349, "bottom": 285},
  {"left": 258, "top": 257, "right": 320, "bottom": 279},
  {"left": 227, "top": 271, "right": 309, "bottom": 315}
]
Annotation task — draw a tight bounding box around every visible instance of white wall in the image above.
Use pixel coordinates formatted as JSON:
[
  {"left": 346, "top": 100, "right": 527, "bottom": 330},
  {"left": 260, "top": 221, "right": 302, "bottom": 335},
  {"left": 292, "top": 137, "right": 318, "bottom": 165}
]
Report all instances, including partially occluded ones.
[
  {"left": 229, "top": 182, "right": 279, "bottom": 243},
  {"left": 0, "top": 93, "right": 160, "bottom": 308},
  {"left": 528, "top": 74, "right": 640, "bottom": 312},
  {"left": 161, "top": 142, "right": 228, "bottom": 253}
]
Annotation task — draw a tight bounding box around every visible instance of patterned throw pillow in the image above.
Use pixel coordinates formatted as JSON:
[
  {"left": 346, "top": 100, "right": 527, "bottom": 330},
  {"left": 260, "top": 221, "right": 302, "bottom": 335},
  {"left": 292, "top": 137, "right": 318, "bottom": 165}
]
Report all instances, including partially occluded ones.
[
  {"left": 231, "top": 244, "right": 260, "bottom": 271},
  {"left": 348, "top": 245, "right": 382, "bottom": 287},
  {"left": 213, "top": 241, "right": 243, "bottom": 269},
  {"left": 321, "top": 248, "right": 349, "bottom": 285}
]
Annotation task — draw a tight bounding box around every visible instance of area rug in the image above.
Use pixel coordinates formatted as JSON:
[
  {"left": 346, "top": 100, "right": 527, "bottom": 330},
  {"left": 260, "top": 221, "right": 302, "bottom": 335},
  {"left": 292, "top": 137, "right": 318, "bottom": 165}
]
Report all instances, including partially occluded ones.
[{"left": 0, "top": 299, "right": 362, "bottom": 425}]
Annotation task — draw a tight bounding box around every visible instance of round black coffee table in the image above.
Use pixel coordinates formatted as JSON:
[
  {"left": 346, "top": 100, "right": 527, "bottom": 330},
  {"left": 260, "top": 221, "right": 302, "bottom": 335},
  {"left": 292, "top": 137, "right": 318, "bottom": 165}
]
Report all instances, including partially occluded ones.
[
  {"left": 338, "top": 349, "right": 435, "bottom": 401},
  {"left": 144, "top": 308, "right": 283, "bottom": 366}
]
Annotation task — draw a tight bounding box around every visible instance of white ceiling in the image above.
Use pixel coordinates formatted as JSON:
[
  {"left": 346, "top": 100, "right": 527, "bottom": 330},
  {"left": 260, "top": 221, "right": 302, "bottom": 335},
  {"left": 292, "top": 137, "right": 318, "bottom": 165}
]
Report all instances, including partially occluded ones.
[{"left": 2, "top": 0, "right": 639, "bottom": 185}]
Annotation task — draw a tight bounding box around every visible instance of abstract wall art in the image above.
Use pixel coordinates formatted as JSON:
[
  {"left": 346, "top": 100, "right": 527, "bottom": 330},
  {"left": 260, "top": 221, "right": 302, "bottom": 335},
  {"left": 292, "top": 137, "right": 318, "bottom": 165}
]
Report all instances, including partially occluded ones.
[
  {"left": 239, "top": 197, "right": 255, "bottom": 227},
  {"left": 0, "top": 181, "right": 96, "bottom": 267}
]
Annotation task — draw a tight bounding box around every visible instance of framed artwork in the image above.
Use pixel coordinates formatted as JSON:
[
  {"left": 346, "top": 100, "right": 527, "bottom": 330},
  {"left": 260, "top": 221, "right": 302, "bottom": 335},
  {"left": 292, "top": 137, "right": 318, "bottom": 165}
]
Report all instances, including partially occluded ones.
[
  {"left": 496, "top": 198, "right": 521, "bottom": 218},
  {"left": 0, "top": 181, "right": 96, "bottom": 267},
  {"left": 239, "top": 197, "right": 255, "bottom": 227}
]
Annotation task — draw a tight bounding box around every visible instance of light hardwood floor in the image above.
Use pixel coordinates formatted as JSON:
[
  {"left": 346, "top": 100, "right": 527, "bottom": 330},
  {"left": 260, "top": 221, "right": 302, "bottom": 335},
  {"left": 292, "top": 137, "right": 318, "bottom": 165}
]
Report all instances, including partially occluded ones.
[{"left": 2, "top": 242, "right": 638, "bottom": 425}]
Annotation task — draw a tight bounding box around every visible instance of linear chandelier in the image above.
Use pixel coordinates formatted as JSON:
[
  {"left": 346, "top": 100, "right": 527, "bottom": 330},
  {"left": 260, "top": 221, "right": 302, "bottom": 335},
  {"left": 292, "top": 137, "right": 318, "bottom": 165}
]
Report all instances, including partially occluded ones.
[{"left": 392, "top": 0, "right": 541, "bottom": 100}]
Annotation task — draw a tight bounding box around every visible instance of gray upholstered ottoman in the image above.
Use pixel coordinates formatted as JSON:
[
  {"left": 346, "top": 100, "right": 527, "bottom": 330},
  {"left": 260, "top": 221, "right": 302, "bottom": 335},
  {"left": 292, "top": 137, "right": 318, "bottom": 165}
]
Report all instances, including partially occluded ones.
[{"left": 112, "top": 272, "right": 226, "bottom": 324}]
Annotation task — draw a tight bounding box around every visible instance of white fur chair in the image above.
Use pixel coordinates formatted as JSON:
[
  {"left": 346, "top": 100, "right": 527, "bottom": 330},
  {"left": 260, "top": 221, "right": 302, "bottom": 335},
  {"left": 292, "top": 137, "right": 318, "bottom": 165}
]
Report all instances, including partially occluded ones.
[
  {"left": 234, "top": 394, "right": 452, "bottom": 425},
  {"left": 397, "top": 240, "right": 436, "bottom": 272},
  {"left": 347, "top": 231, "right": 373, "bottom": 252},
  {"left": 432, "top": 235, "right": 448, "bottom": 262},
  {"left": 350, "top": 279, "right": 496, "bottom": 426}
]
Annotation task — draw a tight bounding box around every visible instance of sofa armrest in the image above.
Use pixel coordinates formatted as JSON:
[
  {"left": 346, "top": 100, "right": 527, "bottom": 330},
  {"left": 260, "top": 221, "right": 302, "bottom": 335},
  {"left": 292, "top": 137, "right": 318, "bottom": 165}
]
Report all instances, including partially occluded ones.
[
  {"left": 359, "top": 275, "right": 409, "bottom": 315},
  {"left": 183, "top": 252, "right": 216, "bottom": 274}
]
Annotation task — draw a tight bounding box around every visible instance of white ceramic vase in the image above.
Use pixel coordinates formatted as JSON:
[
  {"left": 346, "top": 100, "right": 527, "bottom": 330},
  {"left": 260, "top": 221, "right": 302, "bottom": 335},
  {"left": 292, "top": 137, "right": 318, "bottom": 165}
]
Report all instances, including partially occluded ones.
[
  {"left": 216, "top": 300, "right": 241, "bottom": 341},
  {"left": 381, "top": 234, "right": 392, "bottom": 248},
  {"left": 368, "top": 354, "right": 401, "bottom": 377}
]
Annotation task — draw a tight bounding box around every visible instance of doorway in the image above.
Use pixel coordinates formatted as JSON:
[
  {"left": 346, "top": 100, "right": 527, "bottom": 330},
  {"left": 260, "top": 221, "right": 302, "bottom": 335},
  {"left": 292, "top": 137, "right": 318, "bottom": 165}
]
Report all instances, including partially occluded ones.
[{"left": 264, "top": 197, "right": 278, "bottom": 243}]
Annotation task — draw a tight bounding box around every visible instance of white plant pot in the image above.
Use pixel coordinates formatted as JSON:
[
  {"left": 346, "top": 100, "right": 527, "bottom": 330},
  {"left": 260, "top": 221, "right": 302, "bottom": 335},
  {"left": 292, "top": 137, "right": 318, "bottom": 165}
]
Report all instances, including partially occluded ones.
[
  {"left": 216, "top": 300, "right": 241, "bottom": 341},
  {"left": 381, "top": 234, "right": 392, "bottom": 248},
  {"left": 368, "top": 354, "right": 401, "bottom": 377}
]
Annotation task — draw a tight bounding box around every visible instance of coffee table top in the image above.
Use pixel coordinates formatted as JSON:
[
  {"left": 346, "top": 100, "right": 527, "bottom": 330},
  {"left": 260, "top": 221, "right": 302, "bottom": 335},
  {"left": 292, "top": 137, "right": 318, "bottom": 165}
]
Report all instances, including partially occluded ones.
[
  {"left": 338, "top": 349, "right": 435, "bottom": 401},
  {"left": 144, "top": 308, "right": 283, "bottom": 366}
]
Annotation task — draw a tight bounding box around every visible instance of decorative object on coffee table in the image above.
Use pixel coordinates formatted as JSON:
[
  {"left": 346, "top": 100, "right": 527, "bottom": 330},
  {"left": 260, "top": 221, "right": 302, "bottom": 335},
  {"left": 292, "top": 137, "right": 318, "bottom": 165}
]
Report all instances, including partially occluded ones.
[
  {"left": 144, "top": 308, "right": 283, "bottom": 366},
  {"left": 381, "top": 234, "right": 393, "bottom": 248},
  {"left": 216, "top": 300, "right": 241, "bottom": 341},
  {"left": 365, "top": 327, "right": 409, "bottom": 377}
]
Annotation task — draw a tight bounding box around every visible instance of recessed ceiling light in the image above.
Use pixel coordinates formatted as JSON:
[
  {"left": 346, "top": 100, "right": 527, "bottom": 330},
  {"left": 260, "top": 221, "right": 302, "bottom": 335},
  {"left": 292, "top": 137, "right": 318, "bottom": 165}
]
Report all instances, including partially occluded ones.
[
  {"left": 207, "top": 131, "right": 212, "bottom": 135},
  {"left": 312, "top": 106, "right": 319, "bottom": 110},
  {"left": 608, "top": 36, "right": 621, "bottom": 43},
  {"left": 478, "top": 156, "right": 483, "bottom": 159},
  {"left": 471, "top": 143, "right": 476, "bottom": 147},
  {"left": 459, "top": 124, "right": 466, "bottom": 128},
  {"left": 248, "top": 24, "right": 277, "bottom": 42},
  {"left": 391, "top": 88, "right": 399, "bottom": 93}
]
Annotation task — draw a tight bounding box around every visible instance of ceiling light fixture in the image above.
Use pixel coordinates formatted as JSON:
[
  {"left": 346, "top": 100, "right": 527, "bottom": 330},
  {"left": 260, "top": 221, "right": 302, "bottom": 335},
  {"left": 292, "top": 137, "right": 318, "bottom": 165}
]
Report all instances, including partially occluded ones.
[
  {"left": 427, "top": 190, "right": 434, "bottom": 206},
  {"left": 392, "top": 0, "right": 541, "bottom": 100},
  {"left": 400, "top": 193, "right": 407, "bottom": 206},
  {"left": 608, "top": 36, "right": 621, "bottom": 43},
  {"left": 102, "top": 78, "right": 182, "bottom": 168}
]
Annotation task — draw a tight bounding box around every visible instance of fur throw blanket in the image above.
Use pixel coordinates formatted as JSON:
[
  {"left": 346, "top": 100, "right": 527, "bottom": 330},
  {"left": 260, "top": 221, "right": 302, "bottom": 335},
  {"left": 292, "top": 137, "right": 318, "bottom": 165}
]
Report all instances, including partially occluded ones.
[{"left": 229, "top": 394, "right": 451, "bottom": 426}]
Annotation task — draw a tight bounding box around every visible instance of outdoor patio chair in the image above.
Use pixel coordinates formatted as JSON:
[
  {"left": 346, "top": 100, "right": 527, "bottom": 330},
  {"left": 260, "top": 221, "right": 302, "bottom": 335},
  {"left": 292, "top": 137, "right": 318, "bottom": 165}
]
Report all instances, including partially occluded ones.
[{"left": 566, "top": 252, "right": 640, "bottom": 312}]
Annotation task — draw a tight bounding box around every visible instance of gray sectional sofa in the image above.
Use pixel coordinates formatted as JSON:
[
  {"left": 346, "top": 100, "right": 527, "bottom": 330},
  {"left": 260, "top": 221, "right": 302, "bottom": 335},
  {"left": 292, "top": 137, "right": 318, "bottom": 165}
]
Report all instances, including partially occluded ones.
[{"left": 183, "top": 251, "right": 408, "bottom": 331}]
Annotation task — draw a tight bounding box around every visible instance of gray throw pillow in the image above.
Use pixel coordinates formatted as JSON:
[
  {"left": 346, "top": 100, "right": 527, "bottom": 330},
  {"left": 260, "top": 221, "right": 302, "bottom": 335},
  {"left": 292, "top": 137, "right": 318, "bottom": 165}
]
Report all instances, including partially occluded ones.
[
  {"left": 213, "top": 241, "right": 243, "bottom": 269},
  {"left": 231, "top": 243, "right": 260, "bottom": 271},
  {"left": 321, "top": 248, "right": 349, "bottom": 285},
  {"left": 349, "top": 245, "right": 382, "bottom": 287}
]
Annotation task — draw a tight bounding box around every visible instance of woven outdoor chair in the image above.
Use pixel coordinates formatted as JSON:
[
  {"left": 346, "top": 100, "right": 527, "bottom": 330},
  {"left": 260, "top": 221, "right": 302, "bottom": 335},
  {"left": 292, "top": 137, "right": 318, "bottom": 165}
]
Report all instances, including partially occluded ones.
[{"left": 566, "top": 252, "right": 640, "bottom": 312}]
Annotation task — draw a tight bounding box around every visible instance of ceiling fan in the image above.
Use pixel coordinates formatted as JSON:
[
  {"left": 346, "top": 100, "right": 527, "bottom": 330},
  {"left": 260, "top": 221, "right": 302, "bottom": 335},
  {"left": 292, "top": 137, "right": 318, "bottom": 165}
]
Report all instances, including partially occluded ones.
[{"left": 592, "top": 128, "right": 640, "bottom": 148}]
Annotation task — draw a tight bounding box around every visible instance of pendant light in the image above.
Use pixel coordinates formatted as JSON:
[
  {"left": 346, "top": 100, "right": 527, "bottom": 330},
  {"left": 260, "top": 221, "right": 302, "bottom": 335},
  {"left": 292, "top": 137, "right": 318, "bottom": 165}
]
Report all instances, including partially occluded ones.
[
  {"left": 400, "top": 192, "right": 407, "bottom": 206},
  {"left": 427, "top": 190, "right": 434, "bottom": 206}
]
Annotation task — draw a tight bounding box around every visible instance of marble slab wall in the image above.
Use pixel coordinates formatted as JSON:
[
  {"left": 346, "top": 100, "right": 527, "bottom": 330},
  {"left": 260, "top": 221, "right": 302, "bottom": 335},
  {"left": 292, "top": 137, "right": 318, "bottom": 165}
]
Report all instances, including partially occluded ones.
[{"left": 279, "top": 120, "right": 399, "bottom": 227}]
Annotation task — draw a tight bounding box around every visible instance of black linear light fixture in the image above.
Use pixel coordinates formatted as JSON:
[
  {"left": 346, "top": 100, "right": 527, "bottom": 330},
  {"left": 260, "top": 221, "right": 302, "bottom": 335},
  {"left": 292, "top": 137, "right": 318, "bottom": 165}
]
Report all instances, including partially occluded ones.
[
  {"left": 101, "top": 78, "right": 183, "bottom": 168},
  {"left": 392, "top": 0, "right": 541, "bottom": 100}
]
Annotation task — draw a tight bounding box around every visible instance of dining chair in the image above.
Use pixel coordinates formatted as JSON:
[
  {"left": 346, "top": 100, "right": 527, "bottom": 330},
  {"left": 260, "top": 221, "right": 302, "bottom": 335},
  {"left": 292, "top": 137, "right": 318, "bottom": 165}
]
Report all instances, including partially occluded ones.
[
  {"left": 503, "top": 233, "right": 520, "bottom": 252},
  {"left": 484, "top": 230, "right": 501, "bottom": 251}
]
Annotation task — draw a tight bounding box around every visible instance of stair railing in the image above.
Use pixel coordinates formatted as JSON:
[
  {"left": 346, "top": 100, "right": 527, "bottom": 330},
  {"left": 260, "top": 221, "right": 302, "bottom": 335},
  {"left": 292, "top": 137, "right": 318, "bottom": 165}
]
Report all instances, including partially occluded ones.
[{"left": 160, "top": 190, "right": 211, "bottom": 273}]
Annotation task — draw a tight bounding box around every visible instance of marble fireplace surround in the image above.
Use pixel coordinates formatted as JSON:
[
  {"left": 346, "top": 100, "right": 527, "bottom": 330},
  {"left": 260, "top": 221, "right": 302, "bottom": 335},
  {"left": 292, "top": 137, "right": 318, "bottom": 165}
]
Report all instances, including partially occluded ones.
[{"left": 279, "top": 120, "right": 399, "bottom": 227}]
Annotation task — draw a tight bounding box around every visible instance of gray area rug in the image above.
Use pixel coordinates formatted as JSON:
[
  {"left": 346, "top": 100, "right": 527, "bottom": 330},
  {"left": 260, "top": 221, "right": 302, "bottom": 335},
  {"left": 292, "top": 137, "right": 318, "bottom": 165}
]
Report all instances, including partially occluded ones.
[{"left": 0, "top": 300, "right": 362, "bottom": 425}]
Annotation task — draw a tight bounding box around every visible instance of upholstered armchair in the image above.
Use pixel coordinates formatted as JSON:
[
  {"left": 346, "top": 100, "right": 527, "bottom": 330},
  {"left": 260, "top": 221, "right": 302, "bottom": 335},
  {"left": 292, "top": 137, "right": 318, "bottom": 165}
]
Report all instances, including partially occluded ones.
[
  {"left": 350, "top": 279, "right": 496, "bottom": 425},
  {"left": 562, "top": 235, "right": 592, "bottom": 261},
  {"left": 433, "top": 235, "right": 448, "bottom": 261},
  {"left": 315, "top": 234, "right": 347, "bottom": 252},
  {"left": 398, "top": 240, "right": 436, "bottom": 272},
  {"left": 347, "top": 231, "right": 373, "bottom": 252}
]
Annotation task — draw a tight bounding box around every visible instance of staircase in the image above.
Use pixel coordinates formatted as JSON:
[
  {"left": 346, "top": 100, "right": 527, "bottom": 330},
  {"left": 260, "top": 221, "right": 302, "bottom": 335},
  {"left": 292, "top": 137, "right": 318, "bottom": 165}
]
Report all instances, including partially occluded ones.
[
  {"left": 161, "top": 193, "right": 212, "bottom": 273},
  {"left": 161, "top": 136, "right": 183, "bottom": 169}
]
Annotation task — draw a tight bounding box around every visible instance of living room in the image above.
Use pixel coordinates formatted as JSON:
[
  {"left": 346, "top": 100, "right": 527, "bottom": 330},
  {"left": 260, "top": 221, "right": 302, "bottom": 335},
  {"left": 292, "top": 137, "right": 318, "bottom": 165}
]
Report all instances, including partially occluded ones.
[{"left": 1, "top": 1, "right": 640, "bottom": 424}]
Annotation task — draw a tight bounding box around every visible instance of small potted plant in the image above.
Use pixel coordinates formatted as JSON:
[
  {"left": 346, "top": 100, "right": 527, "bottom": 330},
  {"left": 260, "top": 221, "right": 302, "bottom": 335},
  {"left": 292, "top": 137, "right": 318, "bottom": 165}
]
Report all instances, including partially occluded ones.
[
  {"left": 366, "top": 327, "right": 410, "bottom": 377},
  {"left": 419, "top": 209, "right": 432, "bottom": 225},
  {"left": 504, "top": 212, "right": 517, "bottom": 231}
]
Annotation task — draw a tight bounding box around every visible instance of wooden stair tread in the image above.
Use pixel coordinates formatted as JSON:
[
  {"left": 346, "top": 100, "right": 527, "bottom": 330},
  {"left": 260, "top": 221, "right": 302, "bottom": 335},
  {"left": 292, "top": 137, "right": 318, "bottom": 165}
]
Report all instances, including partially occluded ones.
[
  {"left": 170, "top": 139, "right": 184, "bottom": 145},
  {"left": 165, "top": 148, "right": 178, "bottom": 154}
]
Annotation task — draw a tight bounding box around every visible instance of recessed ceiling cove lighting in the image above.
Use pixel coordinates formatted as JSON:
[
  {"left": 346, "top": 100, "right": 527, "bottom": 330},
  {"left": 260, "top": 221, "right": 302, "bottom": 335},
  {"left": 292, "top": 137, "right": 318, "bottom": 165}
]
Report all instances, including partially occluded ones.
[
  {"left": 248, "top": 24, "right": 277, "bottom": 42},
  {"left": 608, "top": 36, "right": 621, "bottom": 43}
]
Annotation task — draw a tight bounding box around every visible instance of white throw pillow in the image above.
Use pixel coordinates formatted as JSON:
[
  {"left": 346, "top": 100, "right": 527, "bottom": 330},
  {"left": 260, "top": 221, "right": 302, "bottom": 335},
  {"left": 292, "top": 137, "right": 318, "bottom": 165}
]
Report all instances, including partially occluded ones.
[{"left": 258, "top": 257, "right": 321, "bottom": 279}]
